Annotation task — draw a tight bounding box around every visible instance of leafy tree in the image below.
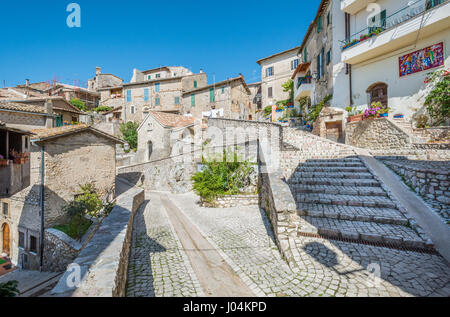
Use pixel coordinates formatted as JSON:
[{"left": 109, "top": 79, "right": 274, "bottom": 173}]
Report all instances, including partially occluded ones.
[
  {"left": 69, "top": 98, "right": 87, "bottom": 112},
  {"left": 424, "top": 69, "right": 450, "bottom": 126},
  {"left": 119, "top": 121, "right": 139, "bottom": 151},
  {"left": 94, "top": 106, "right": 113, "bottom": 113},
  {"left": 0, "top": 281, "right": 19, "bottom": 297}
]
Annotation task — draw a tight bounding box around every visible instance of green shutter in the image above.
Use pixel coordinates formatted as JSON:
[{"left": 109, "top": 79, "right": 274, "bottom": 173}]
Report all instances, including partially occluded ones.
[
  {"left": 191, "top": 94, "right": 195, "bottom": 107},
  {"left": 210, "top": 88, "right": 215, "bottom": 102},
  {"left": 317, "top": 16, "right": 322, "bottom": 33},
  {"left": 303, "top": 47, "right": 308, "bottom": 63},
  {"left": 194, "top": 81, "right": 197, "bottom": 88}
]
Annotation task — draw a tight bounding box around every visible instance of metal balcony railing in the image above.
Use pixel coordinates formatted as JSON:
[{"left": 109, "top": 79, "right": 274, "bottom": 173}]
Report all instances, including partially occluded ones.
[
  {"left": 341, "top": 0, "right": 447, "bottom": 50},
  {"left": 296, "top": 77, "right": 312, "bottom": 89}
]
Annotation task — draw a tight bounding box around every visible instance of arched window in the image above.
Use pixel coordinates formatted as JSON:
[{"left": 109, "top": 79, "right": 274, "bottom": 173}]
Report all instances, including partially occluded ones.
[
  {"left": 2, "top": 223, "right": 10, "bottom": 255},
  {"left": 366, "top": 82, "right": 388, "bottom": 107},
  {"left": 148, "top": 141, "right": 153, "bottom": 161}
]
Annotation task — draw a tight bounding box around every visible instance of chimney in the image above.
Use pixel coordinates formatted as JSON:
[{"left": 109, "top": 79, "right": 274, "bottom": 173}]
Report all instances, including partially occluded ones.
[
  {"left": 44, "top": 99, "right": 54, "bottom": 128},
  {"left": 25, "top": 79, "right": 30, "bottom": 86},
  {"left": 96, "top": 67, "right": 101, "bottom": 76},
  {"left": 199, "top": 69, "right": 204, "bottom": 73}
]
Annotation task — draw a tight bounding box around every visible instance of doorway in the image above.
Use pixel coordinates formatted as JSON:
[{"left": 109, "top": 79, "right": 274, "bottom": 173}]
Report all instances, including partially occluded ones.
[
  {"left": 2, "top": 223, "right": 10, "bottom": 255},
  {"left": 367, "top": 82, "right": 388, "bottom": 107}
]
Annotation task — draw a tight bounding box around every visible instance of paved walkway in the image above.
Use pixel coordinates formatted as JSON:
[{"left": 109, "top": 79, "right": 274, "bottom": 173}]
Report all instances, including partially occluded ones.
[{"left": 126, "top": 191, "right": 450, "bottom": 297}]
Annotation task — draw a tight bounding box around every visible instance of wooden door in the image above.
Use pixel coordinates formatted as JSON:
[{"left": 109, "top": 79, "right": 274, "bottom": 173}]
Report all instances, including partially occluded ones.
[
  {"left": 369, "top": 83, "right": 388, "bottom": 107},
  {"left": 2, "top": 223, "right": 10, "bottom": 255}
]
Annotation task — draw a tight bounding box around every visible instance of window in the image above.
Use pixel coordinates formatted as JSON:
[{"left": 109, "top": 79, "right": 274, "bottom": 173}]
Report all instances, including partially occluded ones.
[
  {"left": 72, "top": 117, "right": 77, "bottom": 123},
  {"left": 126, "top": 90, "right": 131, "bottom": 102},
  {"left": 174, "top": 96, "right": 180, "bottom": 105},
  {"left": 327, "top": 11, "right": 331, "bottom": 26},
  {"left": 210, "top": 88, "right": 215, "bottom": 102},
  {"left": 2, "top": 202, "right": 8, "bottom": 217},
  {"left": 268, "top": 87, "right": 273, "bottom": 98},
  {"left": 18, "top": 231, "right": 25, "bottom": 249},
  {"left": 156, "top": 74, "right": 161, "bottom": 78},
  {"left": 326, "top": 49, "right": 331, "bottom": 65},
  {"left": 221, "top": 86, "right": 225, "bottom": 94},
  {"left": 130, "top": 105, "right": 135, "bottom": 114},
  {"left": 194, "top": 81, "right": 197, "bottom": 88},
  {"left": 317, "top": 16, "right": 323, "bottom": 33},
  {"left": 147, "top": 75, "right": 151, "bottom": 80},
  {"left": 291, "top": 59, "right": 299, "bottom": 71},
  {"left": 369, "top": 9, "right": 386, "bottom": 32},
  {"left": 303, "top": 47, "right": 308, "bottom": 63},
  {"left": 191, "top": 94, "right": 195, "bottom": 107},
  {"left": 144, "top": 88, "right": 149, "bottom": 101},
  {"left": 155, "top": 98, "right": 160, "bottom": 106},
  {"left": 29, "top": 235, "right": 37, "bottom": 254},
  {"left": 266, "top": 67, "right": 274, "bottom": 77},
  {"left": 155, "top": 83, "right": 160, "bottom": 92},
  {"left": 317, "top": 48, "right": 325, "bottom": 79}
]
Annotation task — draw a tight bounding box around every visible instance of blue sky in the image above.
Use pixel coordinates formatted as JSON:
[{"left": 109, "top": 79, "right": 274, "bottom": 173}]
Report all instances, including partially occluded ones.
[{"left": 0, "top": 0, "right": 319, "bottom": 87}]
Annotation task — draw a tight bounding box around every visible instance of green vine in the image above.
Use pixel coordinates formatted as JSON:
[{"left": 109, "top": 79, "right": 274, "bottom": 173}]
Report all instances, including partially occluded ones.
[{"left": 424, "top": 69, "right": 450, "bottom": 126}]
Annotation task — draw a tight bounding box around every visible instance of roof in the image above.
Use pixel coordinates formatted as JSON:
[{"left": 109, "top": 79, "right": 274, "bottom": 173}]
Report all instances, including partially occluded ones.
[
  {"left": 291, "top": 62, "right": 311, "bottom": 79},
  {"left": 123, "top": 75, "right": 184, "bottom": 87},
  {"left": 182, "top": 76, "right": 251, "bottom": 95},
  {"left": 0, "top": 121, "right": 33, "bottom": 135},
  {"left": 0, "top": 101, "right": 48, "bottom": 114},
  {"left": 256, "top": 46, "right": 301, "bottom": 65},
  {"left": 142, "top": 66, "right": 171, "bottom": 74},
  {"left": 102, "top": 106, "right": 123, "bottom": 115},
  {"left": 148, "top": 111, "right": 195, "bottom": 129},
  {"left": 30, "top": 124, "right": 124, "bottom": 144},
  {"left": 15, "top": 97, "right": 85, "bottom": 115}
]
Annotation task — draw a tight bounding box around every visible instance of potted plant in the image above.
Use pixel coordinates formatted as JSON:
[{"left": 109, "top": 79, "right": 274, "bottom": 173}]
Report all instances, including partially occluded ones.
[
  {"left": 10, "top": 150, "right": 29, "bottom": 165},
  {"left": 363, "top": 102, "right": 383, "bottom": 120},
  {"left": 377, "top": 107, "right": 390, "bottom": 118},
  {"left": 346, "top": 106, "right": 364, "bottom": 123},
  {"left": 0, "top": 155, "right": 9, "bottom": 167},
  {"left": 342, "top": 38, "right": 359, "bottom": 50},
  {"left": 360, "top": 34, "right": 370, "bottom": 42}
]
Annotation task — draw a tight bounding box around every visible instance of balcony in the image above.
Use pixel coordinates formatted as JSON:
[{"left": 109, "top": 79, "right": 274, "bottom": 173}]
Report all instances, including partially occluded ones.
[
  {"left": 341, "top": 0, "right": 377, "bottom": 15},
  {"left": 341, "top": 0, "right": 449, "bottom": 64},
  {"left": 294, "top": 77, "right": 313, "bottom": 100},
  {"left": 0, "top": 160, "right": 31, "bottom": 197}
]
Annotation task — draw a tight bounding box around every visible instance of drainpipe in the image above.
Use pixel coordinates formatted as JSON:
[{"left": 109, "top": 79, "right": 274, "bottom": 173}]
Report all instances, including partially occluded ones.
[{"left": 349, "top": 64, "right": 353, "bottom": 106}]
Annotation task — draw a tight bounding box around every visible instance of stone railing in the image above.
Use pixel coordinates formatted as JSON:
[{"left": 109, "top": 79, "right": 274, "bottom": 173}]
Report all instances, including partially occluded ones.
[
  {"left": 257, "top": 140, "right": 300, "bottom": 264},
  {"left": 51, "top": 179, "right": 145, "bottom": 297},
  {"left": 200, "top": 195, "right": 259, "bottom": 208},
  {"left": 43, "top": 229, "right": 82, "bottom": 273}
]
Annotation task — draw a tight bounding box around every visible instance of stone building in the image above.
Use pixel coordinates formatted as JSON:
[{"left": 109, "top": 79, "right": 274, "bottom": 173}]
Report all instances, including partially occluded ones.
[
  {"left": 123, "top": 67, "right": 207, "bottom": 123},
  {"left": 248, "top": 82, "right": 262, "bottom": 120},
  {"left": 0, "top": 98, "right": 84, "bottom": 132},
  {"left": 0, "top": 124, "right": 123, "bottom": 270},
  {"left": 136, "top": 111, "right": 195, "bottom": 163},
  {"left": 88, "top": 67, "right": 124, "bottom": 111},
  {"left": 257, "top": 46, "right": 301, "bottom": 111},
  {"left": 292, "top": 0, "right": 348, "bottom": 140},
  {"left": 181, "top": 76, "right": 252, "bottom": 120}
]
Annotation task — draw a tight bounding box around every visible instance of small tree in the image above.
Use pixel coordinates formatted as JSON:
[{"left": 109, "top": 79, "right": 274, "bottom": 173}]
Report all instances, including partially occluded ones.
[
  {"left": 70, "top": 98, "right": 87, "bottom": 112},
  {"left": 424, "top": 69, "right": 450, "bottom": 126},
  {"left": 119, "top": 121, "right": 139, "bottom": 151},
  {"left": 0, "top": 281, "right": 19, "bottom": 297}
]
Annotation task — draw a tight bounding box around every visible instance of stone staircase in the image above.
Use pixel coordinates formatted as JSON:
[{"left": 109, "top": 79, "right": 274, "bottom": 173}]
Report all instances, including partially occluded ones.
[
  {"left": 287, "top": 156, "right": 434, "bottom": 251},
  {"left": 391, "top": 118, "right": 429, "bottom": 143}
]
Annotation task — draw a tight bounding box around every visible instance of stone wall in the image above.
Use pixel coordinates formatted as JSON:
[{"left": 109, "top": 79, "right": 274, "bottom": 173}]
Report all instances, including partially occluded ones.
[
  {"left": 345, "top": 118, "right": 411, "bottom": 150},
  {"left": 382, "top": 159, "right": 450, "bottom": 223},
  {"left": 51, "top": 181, "right": 145, "bottom": 297},
  {"left": 200, "top": 195, "right": 259, "bottom": 208},
  {"left": 43, "top": 229, "right": 82, "bottom": 273}
]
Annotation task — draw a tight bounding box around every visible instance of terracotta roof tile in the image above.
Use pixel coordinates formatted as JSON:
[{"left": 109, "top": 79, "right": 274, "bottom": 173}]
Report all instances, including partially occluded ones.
[
  {"left": 30, "top": 124, "right": 124, "bottom": 144},
  {"left": 150, "top": 111, "right": 195, "bottom": 128},
  {"left": 0, "top": 101, "right": 47, "bottom": 114}
]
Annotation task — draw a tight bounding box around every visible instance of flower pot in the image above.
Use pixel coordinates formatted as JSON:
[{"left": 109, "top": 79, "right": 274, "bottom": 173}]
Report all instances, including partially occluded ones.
[
  {"left": 13, "top": 158, "right": 26, "bottom": 165},
  {"left": 347, "top": 114, "right": 364, "bottom": 123},
  {"left": 0, "top": 159, "right": 9, "bottom": 167},
  {"left": 378, "top": 113, "right": 388, "bottom": 118}
]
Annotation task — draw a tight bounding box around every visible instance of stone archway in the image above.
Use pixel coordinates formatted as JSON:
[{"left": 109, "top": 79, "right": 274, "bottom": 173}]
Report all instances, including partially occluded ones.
[
  {"left": 366, "top": 82, "right": 388, "bottom": 107},
  {"left": 2, "top": 223, "right": 10, "bottom": 255}
]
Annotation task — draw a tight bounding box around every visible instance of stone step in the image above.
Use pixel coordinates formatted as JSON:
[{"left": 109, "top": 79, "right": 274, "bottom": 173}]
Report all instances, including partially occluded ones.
[
  {"left": 301, "top": 161, "right": 365, "bottom": 168},
  {"left": 297, "top": 203, "right": 408, "bottom": 225},
  {"left": 292, "top": 171, "right": 374, "bottom": 180},
  {"left": 296, "top": 193, "right": 397, "bottom": 209},
  {"left": 289, "top": 177, "right": 381, "bottom": 187},
  {"left": 297, "top": 217, "right": 429, "bottom": 249},
  {"left": 295, "top": 166, "right": 369, "bottom": 173},
  {"left": 292, "top": 184, "right": 387, "bottom": 197}
]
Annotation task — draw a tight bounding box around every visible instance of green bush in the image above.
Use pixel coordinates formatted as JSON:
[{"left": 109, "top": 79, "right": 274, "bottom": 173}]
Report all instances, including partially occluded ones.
[
  {"left": 119, "top": 122, "right": 139, "bottom": 151},
  {"left": 0, "top": 281, "right": 19, "bottom": 297},
  {"left": 192, "top": 152, "right": 255, "bottom": 203},
  {"left": 70, "top": 98, "right": 87, "bottom": 112},
  {"left": 424, "top": 69, "right": 450, "bottom": 126},
  {"left": 306, "top": 94, "right": 332, "bottom": 123},
  {"left": 94, "top": 106, "right": 113, "bottom": 113}
]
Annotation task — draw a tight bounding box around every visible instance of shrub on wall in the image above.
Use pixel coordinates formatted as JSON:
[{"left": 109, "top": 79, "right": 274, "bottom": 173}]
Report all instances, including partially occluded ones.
[
  {"left": 306, "top": 94, "right": 332, "bottom": 123},
  {"left": 70, "top": 98, "right": 87, "bottom": 112},
  {"left": 424, "top": 69, "right": 450, "bottom": 126},
  {"left": 192, "top": 151, "right": 255, "bottom": 203}
]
